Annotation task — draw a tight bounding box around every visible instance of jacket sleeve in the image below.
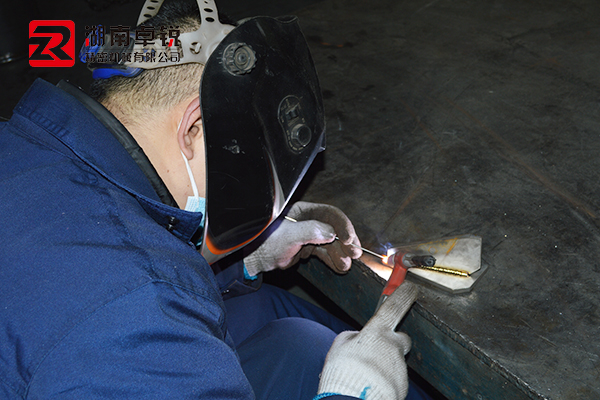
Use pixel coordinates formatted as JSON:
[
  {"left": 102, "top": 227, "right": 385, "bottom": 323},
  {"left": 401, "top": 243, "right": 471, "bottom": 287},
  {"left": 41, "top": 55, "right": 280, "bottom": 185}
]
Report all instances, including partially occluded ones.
[
  {"left": 213, "top": 257, "right": 263, "bottom": 301},
  {"left": 26, "top": 281, "right": 255, "bottom": 399}
]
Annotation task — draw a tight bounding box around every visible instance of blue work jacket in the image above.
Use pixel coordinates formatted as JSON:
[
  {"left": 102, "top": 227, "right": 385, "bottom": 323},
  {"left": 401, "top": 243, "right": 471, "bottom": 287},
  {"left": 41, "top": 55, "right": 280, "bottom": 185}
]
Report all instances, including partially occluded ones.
[{"left": 0, "top": 79, "right": 255, "bottom": 398}]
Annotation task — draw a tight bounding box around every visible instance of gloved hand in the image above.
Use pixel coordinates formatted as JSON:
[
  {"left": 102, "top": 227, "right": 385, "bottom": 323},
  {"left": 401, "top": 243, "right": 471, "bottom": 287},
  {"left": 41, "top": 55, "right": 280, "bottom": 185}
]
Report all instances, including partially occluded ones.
[
  {"left": 244, "top": 201, "right": 362, "bottom": 276},
  {"left": 317, "top": 282, "right": 418, "bottom": 400}
]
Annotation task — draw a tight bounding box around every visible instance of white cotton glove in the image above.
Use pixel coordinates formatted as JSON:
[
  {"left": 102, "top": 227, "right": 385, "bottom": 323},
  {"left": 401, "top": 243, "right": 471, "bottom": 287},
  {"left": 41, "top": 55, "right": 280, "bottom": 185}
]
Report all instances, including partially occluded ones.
[
  {"left": 317, "top": 282, "right": 418, "bottom": 400},
  {"left": 244, "top": 201, "right": 362, "bottom": 276}
]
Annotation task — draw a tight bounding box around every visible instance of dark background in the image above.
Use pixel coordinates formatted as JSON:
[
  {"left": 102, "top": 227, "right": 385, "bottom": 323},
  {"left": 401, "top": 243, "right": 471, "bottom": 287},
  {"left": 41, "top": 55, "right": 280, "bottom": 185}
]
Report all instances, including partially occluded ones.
[{"left": 0, "top": 0, "right": 323, "bottom": 118}]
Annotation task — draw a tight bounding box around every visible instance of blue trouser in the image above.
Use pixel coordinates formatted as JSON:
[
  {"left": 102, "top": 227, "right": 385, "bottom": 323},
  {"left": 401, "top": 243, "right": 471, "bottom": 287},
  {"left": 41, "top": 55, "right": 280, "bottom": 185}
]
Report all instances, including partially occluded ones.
[{"left": 225, "top": 284, "right": 432, "bottom": 400}]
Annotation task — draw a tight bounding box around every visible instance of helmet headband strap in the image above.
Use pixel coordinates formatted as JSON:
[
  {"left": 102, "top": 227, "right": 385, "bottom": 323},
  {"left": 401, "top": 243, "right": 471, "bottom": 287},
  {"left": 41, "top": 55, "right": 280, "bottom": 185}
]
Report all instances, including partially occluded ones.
[{"left": 127, "top": 0, "right": 235, "bottom": 69}]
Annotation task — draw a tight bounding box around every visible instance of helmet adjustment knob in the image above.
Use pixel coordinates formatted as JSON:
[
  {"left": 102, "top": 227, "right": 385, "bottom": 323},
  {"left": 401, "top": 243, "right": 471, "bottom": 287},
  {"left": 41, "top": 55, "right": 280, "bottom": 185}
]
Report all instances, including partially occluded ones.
[{"left": 223, "top": 42, "right": 256, "bottom": 75}]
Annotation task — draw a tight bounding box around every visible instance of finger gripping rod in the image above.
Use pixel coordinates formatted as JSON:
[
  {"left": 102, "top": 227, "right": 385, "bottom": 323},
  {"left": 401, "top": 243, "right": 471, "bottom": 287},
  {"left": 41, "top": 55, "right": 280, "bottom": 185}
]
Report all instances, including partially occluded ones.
[{"left": 284, "top": 215, "right": 378, "bottom": 256}]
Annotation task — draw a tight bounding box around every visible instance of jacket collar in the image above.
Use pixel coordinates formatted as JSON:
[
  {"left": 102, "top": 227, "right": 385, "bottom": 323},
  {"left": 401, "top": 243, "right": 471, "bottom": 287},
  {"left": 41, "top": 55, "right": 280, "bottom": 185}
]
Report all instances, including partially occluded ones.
[
  {"left": 56, "top": 80, "right": 179, "bottom": 208},
  {"left": 12, "top": 78, "right": 203, "bottom": 245}
]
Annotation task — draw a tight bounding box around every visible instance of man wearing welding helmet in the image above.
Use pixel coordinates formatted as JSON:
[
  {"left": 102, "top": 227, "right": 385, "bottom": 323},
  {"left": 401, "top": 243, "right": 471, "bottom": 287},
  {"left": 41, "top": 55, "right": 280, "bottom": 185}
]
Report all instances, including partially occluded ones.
[{"left": 0, "top": 0, "right": 424, "bottom": 399}]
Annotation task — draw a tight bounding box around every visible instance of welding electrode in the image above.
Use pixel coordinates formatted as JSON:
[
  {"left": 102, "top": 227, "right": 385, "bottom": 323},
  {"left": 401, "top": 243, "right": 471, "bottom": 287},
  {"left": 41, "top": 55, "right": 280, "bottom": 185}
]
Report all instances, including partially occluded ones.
[
  {"left": 283, "top": 215, "right": 382, "bottom": 258},
  {"left": 283, "top": 216, "right": 471, "bottom": 278},
  {"left": 375, "top": 252, "right": 436, "bottom": 312}
]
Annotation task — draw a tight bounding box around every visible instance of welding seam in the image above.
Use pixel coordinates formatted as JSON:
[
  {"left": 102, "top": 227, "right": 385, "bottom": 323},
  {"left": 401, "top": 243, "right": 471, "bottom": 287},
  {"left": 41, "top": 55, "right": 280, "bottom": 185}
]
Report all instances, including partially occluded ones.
[{"left": 378, "top": 263, "right": 470, "bottom": 277}]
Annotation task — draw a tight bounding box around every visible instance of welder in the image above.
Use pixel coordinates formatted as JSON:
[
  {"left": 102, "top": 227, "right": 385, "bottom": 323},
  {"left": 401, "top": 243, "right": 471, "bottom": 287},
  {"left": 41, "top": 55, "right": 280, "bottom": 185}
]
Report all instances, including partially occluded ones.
[{"left": 0, "top": 0, "right": 424, "bottom": 399}]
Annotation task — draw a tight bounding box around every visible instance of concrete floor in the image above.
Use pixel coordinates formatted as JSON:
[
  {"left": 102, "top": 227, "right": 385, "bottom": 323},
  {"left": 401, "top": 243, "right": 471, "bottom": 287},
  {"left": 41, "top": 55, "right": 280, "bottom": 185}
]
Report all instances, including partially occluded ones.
[{"left": 3, "top": 0, "right": 600, "bottom": 399}]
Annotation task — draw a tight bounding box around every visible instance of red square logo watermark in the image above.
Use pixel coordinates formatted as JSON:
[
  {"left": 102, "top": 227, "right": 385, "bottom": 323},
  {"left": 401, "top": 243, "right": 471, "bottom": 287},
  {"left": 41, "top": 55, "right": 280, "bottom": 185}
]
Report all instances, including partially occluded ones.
[{"left": 29, "top": 20, "right": 75, "bottom": 67}]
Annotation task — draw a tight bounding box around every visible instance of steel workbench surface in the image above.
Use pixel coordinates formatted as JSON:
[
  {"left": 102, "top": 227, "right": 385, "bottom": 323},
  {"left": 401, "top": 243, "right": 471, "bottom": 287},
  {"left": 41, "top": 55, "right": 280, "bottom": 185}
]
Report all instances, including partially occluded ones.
[{"left": 292, "top": 0, "right": 600, "bottom": 399}]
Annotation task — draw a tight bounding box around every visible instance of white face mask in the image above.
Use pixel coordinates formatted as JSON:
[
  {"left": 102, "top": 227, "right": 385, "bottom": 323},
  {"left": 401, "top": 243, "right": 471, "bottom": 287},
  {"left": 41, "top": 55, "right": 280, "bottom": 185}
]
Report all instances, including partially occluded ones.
[{"left": 181, "top": 152, "right": 206, "bottom": 229}]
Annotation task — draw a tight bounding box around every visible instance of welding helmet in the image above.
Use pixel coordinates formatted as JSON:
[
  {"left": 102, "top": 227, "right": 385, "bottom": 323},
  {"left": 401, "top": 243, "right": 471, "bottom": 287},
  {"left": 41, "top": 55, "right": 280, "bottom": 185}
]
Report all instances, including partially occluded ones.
[{"left": 82, "top": 0, "right": 326, "bottom": 263}]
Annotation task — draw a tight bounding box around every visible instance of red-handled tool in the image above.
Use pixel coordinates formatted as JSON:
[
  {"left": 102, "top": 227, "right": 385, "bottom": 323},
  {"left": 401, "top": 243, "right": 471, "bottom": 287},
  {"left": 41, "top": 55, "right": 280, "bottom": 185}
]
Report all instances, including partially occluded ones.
[{"left": 375, "top": 252, "right": 436, "bottom": 311}]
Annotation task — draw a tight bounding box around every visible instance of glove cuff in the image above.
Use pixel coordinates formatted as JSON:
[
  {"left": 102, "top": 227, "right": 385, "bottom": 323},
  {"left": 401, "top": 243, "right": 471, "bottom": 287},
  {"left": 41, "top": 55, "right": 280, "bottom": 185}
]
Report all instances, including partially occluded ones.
[
  {"left": 312, "top": 393, "right": 342, "bottom": 400},
  {"left": 318, "top": 330, "right": 410, "bottom": 400},
  {"left": 243, "top": 254, "right": 262, "bottom": 277},
  {"left": 318, "top": 358, "right": 391, "bottom": 400}
]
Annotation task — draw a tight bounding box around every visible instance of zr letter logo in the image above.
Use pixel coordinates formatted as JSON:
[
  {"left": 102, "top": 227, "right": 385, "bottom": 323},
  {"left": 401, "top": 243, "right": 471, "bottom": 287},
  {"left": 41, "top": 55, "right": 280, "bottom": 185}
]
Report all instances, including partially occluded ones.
[{"left": 29, "top": 20, "right": 75, "bottom": 67}]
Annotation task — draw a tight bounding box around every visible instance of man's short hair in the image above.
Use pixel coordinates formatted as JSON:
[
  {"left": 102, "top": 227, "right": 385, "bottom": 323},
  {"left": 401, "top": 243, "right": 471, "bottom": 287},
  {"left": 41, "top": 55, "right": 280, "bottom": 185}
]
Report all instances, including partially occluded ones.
[{"left": 90, "top": 0, "right": 231, "bottom": 126}]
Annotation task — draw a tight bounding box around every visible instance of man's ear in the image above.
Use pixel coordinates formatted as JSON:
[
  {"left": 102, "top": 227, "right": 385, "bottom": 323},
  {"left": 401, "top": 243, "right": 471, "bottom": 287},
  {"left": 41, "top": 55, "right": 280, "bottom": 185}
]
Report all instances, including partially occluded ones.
[{"left": 177, "top": 97, "right": 202, "bottom": 160}]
